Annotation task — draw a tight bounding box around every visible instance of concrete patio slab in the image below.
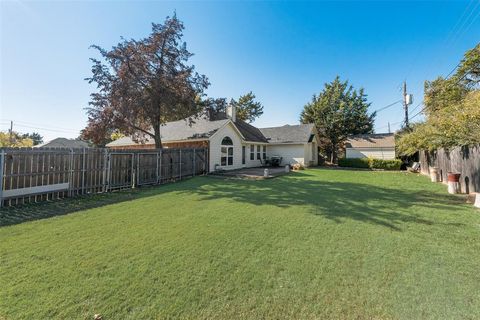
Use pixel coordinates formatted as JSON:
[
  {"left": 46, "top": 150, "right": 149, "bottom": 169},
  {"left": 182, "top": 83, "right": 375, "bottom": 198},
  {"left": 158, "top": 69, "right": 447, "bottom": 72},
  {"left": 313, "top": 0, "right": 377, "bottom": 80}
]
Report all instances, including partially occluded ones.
[{"left": 210, "top": 167, "right": 288, "bottom": 180}]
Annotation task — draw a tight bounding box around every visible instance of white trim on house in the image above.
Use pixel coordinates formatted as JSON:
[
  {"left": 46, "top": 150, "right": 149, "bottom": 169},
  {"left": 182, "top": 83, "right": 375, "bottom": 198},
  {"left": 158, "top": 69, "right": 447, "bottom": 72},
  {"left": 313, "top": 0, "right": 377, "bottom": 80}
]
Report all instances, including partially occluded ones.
[{"left": 209, "top": 119, "right": 246, "bottom": 141}]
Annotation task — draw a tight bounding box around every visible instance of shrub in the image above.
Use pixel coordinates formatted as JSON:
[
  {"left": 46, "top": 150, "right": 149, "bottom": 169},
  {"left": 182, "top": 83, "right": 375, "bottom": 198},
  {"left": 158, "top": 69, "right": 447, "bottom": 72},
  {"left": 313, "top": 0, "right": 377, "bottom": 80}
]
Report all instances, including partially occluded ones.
[
  {"left": 338, "top": 157, "right": 402, "bottom": 170},
  {"left": 368, "top": 158, "right": 402, "bottom": 170},
  {"left": 338, "top": 158, "right": 370, "bottom": 168}
]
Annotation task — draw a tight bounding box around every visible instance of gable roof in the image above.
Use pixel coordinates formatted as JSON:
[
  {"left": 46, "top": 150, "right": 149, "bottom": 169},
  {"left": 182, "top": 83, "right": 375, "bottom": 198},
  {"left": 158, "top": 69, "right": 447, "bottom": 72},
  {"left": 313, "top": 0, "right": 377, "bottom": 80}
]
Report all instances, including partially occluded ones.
[
  {"left": 234, "top": 120, "right": 269, "bottom": 143},
  {"left": 259, "top": 124, "right": 315, "bottom": 144},
  {"left": 345, "top": 133, "right": 395, "bottom": 148},
  {"left": 36, "top": 138, "right": 89, "bottom": 148}
]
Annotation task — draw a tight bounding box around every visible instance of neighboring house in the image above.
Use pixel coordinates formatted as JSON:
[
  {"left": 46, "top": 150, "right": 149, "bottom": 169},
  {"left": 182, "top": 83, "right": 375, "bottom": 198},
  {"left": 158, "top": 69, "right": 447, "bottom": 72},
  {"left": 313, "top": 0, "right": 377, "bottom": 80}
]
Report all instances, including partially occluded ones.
[
  {"left": 345, "top": 133, "right": 395, "bottom": 160},
  {"left": 107, "top": 106, "right": 319, "bottom": 172},
  {"left": 35, "top": 138, "right": 89, "bottom": 148}
]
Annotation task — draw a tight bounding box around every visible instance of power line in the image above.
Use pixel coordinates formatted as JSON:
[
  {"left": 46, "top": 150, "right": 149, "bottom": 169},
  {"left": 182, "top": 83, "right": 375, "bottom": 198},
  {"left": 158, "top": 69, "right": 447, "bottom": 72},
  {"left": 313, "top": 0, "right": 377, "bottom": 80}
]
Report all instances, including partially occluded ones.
[
  {"left": 409, "top": 101, "right": 423, "bottom": 114},
  {"left": 373, "top": 100, "right": 402, "bottom": 113},
  {"left": 447, "top": 0, "right": 480, "bottom": 48},
  {"left": 0, "top": 119, "right": 80, "bottom": 132},
  {"left": 0, "top": 122, "right": 80, "bottom": 134},
  {"left": 376, "top": 120, "right": 403, "bottom": 131}
]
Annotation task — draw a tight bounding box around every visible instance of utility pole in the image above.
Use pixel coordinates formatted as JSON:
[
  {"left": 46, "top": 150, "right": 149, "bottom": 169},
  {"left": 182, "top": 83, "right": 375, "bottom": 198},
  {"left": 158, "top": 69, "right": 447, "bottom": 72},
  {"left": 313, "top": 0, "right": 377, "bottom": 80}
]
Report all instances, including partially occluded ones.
[
  {"left": 403, "top": 81, "right": 413, "bottom": 128},
  {"left": 403, "top": 81, "right": 409, "bottom": 128},
  {"left": 9, "top": 121, "right": 13, "bottom": 145},
  {"left": 388, "top": 122, "right": 391, "bottom": 134}
]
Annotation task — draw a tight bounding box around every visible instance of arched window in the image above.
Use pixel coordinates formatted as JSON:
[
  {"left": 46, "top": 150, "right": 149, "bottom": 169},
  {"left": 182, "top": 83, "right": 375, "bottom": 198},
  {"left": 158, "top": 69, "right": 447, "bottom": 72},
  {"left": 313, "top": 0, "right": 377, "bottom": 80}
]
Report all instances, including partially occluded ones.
[
  {"left": 222, "top": 136, "right": 233, "bottom": 145},
  {"left": 221, "top": 136, "right": 234, "bottom": 166}
]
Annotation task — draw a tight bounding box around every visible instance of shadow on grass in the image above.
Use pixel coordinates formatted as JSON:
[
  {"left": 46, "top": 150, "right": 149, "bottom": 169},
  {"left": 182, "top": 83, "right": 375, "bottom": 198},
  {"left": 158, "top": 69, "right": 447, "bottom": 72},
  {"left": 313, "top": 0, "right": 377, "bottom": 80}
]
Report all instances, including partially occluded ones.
[
  {"left": 186, "top": 171, "right": 466, "bottom": 231},
  {"left": 1, "top": 170, "right": 466, "bottom": 230},
  {"left": 0, "top": 182, "right": 181, "bottom": 227}
]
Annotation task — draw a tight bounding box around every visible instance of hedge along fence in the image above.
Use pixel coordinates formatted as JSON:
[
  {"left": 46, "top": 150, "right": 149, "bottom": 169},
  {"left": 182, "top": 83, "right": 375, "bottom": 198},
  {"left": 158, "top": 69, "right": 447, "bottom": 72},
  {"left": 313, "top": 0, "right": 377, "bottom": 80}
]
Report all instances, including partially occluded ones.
[
  {"left": 338, "top": 157, "right": 402, "bottom": 170},
  {"left": 419, "top": 146, "right": 480, "bottom": 194},
  {"left": 0, "top": 147, "right": 209, "bottom": 207}
]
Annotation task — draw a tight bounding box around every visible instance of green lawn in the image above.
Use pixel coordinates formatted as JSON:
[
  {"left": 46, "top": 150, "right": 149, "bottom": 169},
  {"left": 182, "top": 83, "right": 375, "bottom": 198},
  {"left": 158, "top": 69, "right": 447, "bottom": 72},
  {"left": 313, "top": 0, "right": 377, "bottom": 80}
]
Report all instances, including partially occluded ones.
[{"left": 1, "top": 169, "right": 479, "bottom": 319}]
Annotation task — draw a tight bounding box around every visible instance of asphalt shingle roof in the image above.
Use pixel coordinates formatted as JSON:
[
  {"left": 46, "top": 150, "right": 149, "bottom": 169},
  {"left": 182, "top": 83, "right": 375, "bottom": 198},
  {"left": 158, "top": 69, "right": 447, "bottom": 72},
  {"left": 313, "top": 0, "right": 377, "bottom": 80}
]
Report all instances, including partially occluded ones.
[
  {"left": 107, "top": 116, "right": 229, "bottom": 147},
  {"left": 259, "top": 124, "right": 315, "bottom": 144},
  {"left": 345, "top": 133, "right": 395, "bottom": 148},
  {"left": 36, "top": 138, "right": 89, "bottom": 148},
  {"left": 235, "top": 120, "right": 269, "bottom": 143},
  {"left": 107, "top": 116, "right": 314, "bottom": 147}
]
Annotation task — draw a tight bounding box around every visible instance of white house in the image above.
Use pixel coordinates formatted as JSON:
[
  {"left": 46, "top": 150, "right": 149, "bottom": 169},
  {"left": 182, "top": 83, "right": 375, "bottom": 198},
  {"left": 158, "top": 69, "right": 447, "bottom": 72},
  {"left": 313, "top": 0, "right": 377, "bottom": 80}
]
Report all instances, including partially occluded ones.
[
  {"left": 107, "top": 105, "right": 319, "bottom": 171},
  {"left": 345, "top": 133, "right": 396, "bottom": 160}
]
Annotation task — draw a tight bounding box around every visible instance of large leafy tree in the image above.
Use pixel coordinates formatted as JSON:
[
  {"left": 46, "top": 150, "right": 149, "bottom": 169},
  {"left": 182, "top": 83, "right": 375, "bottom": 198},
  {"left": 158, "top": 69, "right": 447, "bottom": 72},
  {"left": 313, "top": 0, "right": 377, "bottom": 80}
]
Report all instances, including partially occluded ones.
[
  {"left": 82, "top": 14, "right": 209, "bottom": 148},
  {"left": 231, "top": 92, "right": 264, "bottom": 122},
  {"left": 300, "top": 76, "right": 376, "bottom": 163},
  {"left": 397, "top": 43, "right": 480, "bottom": 155}
]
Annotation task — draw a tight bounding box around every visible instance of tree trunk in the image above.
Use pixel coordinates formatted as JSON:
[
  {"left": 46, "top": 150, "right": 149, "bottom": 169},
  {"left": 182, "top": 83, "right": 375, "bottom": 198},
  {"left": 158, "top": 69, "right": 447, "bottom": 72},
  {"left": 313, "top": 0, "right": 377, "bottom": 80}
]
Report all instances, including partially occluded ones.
[
  {"left": 153, "top": 125, "right": 163, "bottom": 149},
  {"left": 330, "top": 142, "right": 337, "bottom": 163}
]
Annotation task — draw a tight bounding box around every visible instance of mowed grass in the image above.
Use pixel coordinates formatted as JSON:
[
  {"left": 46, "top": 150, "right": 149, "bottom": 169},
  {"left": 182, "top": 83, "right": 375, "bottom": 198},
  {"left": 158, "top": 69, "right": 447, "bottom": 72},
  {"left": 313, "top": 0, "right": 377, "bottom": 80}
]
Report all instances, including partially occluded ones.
[{"left": 1, "top": 169, "right": 480, "bottom": 319}]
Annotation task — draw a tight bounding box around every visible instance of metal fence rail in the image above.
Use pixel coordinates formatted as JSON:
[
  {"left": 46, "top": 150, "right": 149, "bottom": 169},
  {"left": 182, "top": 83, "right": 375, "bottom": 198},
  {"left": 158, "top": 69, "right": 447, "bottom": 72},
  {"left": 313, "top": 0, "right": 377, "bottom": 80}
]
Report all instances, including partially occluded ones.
[{"left": 0, "top": 147, "right": 208, "bottom": 207}]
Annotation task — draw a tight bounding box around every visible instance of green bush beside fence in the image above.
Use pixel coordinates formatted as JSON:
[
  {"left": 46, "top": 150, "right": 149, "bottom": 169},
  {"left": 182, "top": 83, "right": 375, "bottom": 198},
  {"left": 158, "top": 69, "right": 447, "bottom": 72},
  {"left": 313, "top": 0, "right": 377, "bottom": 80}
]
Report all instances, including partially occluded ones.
[
  {"left": 338, "top": 157, "right": 402, "bottom": 170},
  {"left": 338, "top": 158, "right": 370, "bottom": 168}
]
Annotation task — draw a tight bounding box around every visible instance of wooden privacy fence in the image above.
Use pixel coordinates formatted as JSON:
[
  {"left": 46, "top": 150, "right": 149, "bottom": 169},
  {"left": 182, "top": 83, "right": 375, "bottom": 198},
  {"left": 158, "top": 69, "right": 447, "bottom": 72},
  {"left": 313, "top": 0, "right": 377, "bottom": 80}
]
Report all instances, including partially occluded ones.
[
  {"left": 419, "top": 145, "right": 480, "bottom": 194},
  {"left": 0, "top": 147, "right": 208, "bottom": 207}
]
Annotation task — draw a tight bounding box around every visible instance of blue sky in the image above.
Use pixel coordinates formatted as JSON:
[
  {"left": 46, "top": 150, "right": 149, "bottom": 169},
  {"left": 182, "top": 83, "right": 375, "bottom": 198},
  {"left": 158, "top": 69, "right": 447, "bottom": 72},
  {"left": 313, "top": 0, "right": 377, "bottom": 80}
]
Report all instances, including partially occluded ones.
[{"left": 1, "top": 1, "right": 479, "bottom": 141}]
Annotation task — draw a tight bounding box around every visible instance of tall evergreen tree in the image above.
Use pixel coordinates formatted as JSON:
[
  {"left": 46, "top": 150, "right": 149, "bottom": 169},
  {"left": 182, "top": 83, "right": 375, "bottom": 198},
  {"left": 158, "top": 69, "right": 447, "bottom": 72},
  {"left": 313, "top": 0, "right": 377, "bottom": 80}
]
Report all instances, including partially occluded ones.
[
  {"left": 231, "top": 92, "right": 264, "bottom": 122},
  {"left": 300, "top": 76, "right": 376, "bottom": 162}
]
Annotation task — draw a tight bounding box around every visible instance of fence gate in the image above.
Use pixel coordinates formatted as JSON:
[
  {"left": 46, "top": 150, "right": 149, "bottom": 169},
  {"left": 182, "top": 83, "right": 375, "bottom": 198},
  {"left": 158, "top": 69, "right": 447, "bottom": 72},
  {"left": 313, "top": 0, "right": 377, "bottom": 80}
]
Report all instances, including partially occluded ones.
[
  {"left": 136, "top": 152, "right": 158, "bottom": 186},
  {"left": 108, "top": 152, "right": 134, "bottom": 190}
]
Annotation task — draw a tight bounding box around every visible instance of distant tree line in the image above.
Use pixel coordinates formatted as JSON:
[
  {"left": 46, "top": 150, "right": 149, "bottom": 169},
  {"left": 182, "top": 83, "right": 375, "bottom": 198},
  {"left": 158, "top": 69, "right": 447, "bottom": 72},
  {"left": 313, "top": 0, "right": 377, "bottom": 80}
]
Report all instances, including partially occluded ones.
[{"left": 0, "top": 131, "right": 43, "bottom": 147}]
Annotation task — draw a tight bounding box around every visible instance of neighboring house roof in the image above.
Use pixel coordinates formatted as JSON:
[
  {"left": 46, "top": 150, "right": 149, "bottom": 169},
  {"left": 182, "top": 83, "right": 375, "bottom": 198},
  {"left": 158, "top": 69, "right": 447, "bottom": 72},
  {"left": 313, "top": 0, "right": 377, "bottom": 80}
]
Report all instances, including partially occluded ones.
[
  {"left": 107, "top": 116, "right": 229, "bottom": 147},
  {"left": 259, "top": 124, "right": 315, "bottom": 144},
  {"left": 106, "top": 116, "right": 269, "bottom": 147},
  {"left": 36, "top": 138, "right": 89, "bottom": 148},
  {"left": 345, "top": 133, "right": 395, "bottom": 148}
]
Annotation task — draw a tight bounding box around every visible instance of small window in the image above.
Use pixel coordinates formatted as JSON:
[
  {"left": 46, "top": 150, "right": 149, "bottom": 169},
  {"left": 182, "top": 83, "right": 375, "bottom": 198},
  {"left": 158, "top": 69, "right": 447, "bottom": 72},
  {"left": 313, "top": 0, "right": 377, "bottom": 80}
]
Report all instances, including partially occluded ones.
[
  {"left": 222, "top": 136, "right": 233, "bottom": 145},
  {"left": 257, "top": 145, "right": 261, "bottom": 160},
  {"left": 262, "top": 146, "right": 266, "bottom": 160},
  {"left": 250, "top": 145, "right": 255, "bottom": 160}
]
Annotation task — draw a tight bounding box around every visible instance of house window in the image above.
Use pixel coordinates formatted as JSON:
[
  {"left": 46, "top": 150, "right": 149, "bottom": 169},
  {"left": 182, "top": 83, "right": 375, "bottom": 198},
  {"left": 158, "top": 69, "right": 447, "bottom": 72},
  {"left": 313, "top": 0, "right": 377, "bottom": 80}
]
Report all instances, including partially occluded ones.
[
  {"left": 250, "top": 145, "right": 255, "bottom": 160},
  {"left": 221, "top": 136, "right": 233, "bottom": 166},
  {"left": 257, "top": 145, "right": 261, "bottom": 160},
  {"left": 262, "top": 146, "right": 266, "bottom": 160},
  {"left": 242, "top": 146, "right": 246, "bottom": 165}
]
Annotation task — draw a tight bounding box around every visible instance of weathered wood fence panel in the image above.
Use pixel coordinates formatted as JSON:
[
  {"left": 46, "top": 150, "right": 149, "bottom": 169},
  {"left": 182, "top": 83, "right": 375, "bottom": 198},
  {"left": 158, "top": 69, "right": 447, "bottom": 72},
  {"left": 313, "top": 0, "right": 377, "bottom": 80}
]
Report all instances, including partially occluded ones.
[
  {"left": 0, "top": 147, "right": 208, "bottom": 207},
  {"left": 419, "top": 145, "right": 480, "bottom": 193}
]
